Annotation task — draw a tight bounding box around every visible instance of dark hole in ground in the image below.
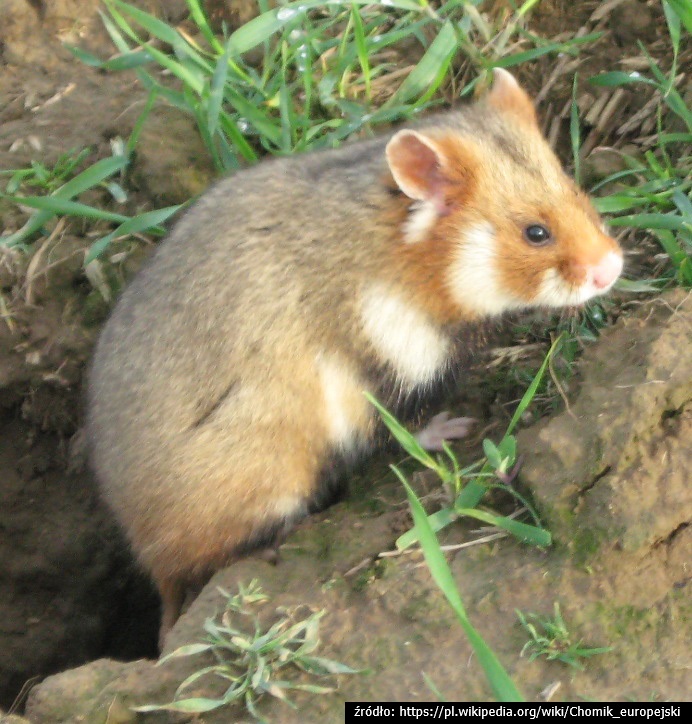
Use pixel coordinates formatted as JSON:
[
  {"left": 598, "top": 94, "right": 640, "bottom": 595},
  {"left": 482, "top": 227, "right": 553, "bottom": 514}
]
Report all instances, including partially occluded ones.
[{"left": 0, "top": 406, "right": 160, "bottom": 710}]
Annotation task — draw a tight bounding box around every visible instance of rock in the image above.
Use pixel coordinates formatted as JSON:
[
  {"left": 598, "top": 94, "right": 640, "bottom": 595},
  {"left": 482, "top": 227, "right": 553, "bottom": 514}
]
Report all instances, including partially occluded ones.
[
  {"left": 24, "top": 659, "right": 180, "bottom": 724},
  {"left": 609, "top": 0, "right": 657, "bottom": 46},
  {"left": 132, "top": 107, "right": 217, "bottom": 206},
  {"left": 518, "top": 290, "right": 692, "bottom": 558},
  {"left": 0, "top": 712, "right": 32, "bottom": 724}
]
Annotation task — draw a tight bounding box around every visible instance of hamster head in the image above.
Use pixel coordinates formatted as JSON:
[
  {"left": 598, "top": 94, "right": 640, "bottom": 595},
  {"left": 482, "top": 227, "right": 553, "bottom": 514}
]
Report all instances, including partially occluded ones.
[{"left": 386, "top": 68, "right": 623, "bottom": 320}]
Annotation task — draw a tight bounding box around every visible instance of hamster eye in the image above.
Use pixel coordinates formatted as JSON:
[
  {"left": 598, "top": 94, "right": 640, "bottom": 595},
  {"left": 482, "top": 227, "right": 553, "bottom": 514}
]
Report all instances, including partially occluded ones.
[{"left": 523, "top": 224, "right": 552, "bottom": 246}]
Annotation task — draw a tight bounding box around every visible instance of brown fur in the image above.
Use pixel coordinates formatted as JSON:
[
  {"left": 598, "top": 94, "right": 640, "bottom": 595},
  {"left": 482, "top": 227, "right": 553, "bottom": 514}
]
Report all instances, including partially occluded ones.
[{"left": 87, "top": 70, "right": 622, "bottom": 645}]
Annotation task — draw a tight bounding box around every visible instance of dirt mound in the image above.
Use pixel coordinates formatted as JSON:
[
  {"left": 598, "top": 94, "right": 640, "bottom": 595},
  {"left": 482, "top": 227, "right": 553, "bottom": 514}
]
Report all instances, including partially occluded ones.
[{"left": 22, "top": 291, "right": 692, "bottom": 721}]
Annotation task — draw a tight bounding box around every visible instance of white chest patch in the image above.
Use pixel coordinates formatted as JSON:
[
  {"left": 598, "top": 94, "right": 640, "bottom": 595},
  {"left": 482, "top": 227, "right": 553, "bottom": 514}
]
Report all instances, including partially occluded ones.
[
  {"left": 316, "top": 353, "right": 370, "bottom": 451},
  {"left": 447, "top": 223, "right": 524, "bottom": 316},
  {"left": 359, "top": 284, "right": 451, "bottom": 389}
]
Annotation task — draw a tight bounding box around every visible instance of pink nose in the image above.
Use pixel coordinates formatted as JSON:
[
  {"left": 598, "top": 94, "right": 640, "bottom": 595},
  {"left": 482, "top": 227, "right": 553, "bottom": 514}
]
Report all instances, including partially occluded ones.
[{"left": 592, "top": 251, "right": 623, "bottom": 290}]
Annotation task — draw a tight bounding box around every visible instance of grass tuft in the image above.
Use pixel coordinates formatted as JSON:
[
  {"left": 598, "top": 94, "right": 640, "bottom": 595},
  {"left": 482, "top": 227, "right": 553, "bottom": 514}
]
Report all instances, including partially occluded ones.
[
  {"left": 517, "top": 602, "right": 613, "bottom": 670},
  {"left": 135, "top": 580, "right": 360, "bottom": 721}
]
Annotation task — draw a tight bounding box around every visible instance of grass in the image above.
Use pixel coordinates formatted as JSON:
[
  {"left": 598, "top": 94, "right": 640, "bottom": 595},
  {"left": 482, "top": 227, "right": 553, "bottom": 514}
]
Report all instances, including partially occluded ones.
[
  {"left": 135, "top": 580, "right": 359, "bottom": 721},
  {"left": 517, "top": 603, "right": 613, "bottom": 670},
  {"left": 78, "top": 0, "right": 598, "bottom": 168},
  {"left": 1, "top": 0, "right": 599, "bottom": 263},
  {"left": 0, "top": 136, "right": 181, "bottom": 264},
  {"left": 368, "top": 334, "right": 562, "bottom": 552},
  {"left": 584, "top": 1, "right": 692, "bottom": 287},
  {"left": 402, "top": 470, "right": 524, "bottom": 701},
  {"left": 364, "top": 339, "right": 569, "bottom": 701},
  {"left": 0, "top": 147, "right": 93, "bottom": 195}
]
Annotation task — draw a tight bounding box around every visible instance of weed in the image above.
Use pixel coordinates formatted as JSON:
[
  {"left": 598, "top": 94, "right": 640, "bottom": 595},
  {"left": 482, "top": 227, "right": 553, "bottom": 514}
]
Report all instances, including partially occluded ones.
[
  {"left": 401, "top": 461, "right": 523, "bottom": 701},
  {"left": 367, "top": 335, "right": 562, "bottom": 552},
  {"left": 517, "top": 602, "right": 613, "bottom": 669},
  {"left": 74, "top": 0, "right": 597, "bottom": 169},
  {"left": 1, "top": 0, "right": 599, "bottom": 263},
  {"left": 0, "top": 148, "right": 92, "bottom": 195},
  {"left": 0, "top": 138, "right": 181, "bottom": 261},
  {"left": 134, "top": 580, "right": 360, "bottom": 721},
  {"left": 363, "top": 338, "right": 570, "bottom": 700},
  {"left": 585, "top": 0, "right": 692, "bottom": 287}
]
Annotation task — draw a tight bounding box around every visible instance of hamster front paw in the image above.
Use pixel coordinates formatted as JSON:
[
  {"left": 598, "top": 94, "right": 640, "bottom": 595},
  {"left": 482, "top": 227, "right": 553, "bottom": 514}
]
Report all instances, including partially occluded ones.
[{"left": 415, "top": 411, "right": 476, "bottom": 452}]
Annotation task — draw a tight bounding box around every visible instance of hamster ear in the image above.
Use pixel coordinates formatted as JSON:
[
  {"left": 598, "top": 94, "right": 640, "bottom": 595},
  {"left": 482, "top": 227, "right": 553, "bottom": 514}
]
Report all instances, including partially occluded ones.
[
  {"left": 386, "top": 130, "right": 451, "bottom": 213},
  {"left": 485, "top": 68, "right": 538, "bottom": 126}
]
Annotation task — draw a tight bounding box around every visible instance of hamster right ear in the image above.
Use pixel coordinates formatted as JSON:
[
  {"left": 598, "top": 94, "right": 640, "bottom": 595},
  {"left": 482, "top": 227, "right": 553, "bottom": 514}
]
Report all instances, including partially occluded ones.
[
  {"left": 386, "top": 130, "right": 453, "bottom": 214},
  {"left": 486, "top": 68, "right": 538, "bottom": 127}
]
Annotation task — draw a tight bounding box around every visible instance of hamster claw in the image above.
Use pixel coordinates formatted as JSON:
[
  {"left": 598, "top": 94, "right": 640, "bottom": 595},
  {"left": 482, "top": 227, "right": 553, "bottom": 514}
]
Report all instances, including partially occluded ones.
[{"left": 415, "top": 411, "right": 476, "bottom": 452}]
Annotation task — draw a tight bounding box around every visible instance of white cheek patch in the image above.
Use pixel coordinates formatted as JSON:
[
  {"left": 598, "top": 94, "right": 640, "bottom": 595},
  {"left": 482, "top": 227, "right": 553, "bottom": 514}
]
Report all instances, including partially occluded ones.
[
  {"left": 360, "top": 284, "right": 451, "bottom": 389},
  {"left": 534, "top": 269, "right": 591, "bottom": 307},
  {"left": 535, "top": 251, "right": 622, "bottom": 308},
  {"left": 316, "top": 353, "right": 369, "bottom": 451},
  {"left": 447, "top": 223, "right": 524, "bottom": 316},
  {"left": 403, "top": 201, "right": 438, "bottom": 244}
]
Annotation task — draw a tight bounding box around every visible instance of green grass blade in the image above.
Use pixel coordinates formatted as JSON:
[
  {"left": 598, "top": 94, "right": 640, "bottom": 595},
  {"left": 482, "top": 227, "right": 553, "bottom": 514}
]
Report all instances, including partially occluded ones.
[
  {"left": 135, "top": 697, "right": 226, "bottom": 713},
  {"left": 1, "top": 195, "right": 129, "bottom": 223},
  {"left": 495, "top": 33, "right": 602, "bottom": 68},
  {"left": 388, "top": 20, "right": 457, "bottom": 106},
  {"left": 608, "top": 213, "right": 689, "bottom": 231},
  {"left": 224, "top": 88, "right": 283, "bottom": 146},
  {"left": 85, "top": 205, "right": 182, "bottom": 263},
  {"left": 505, "top": 334, "right": 562, "bottom": 436},
  {"left": 278, "top": 81, "right": 295, "bottom": 154},
  {"left": 127, "top": 88, "right": 157, "bottom": 155},
  {"left": 110, "top": 0, "right": 190, "bottom": 49},
  {"left": 102, "top": 49, "right": 155, "bottom": 71},
  {"left": 594, "top": 195, "right": 652, "bottom": 214},
  {"left": 351, "top": 5, "right": 371, "bottom": 101},
  {"left": 0, "top": 213, "right": 53, "bottom": 247},
  {"left": 589, "top": 71, "right": 658, "bottom": 88},
  {"left": 187, "top": 0, "right": 224, "bottom": 53},
  {"left": 53, "top": 155, "right": 129, "bottom": 199},
  {"left": 141, "top": 42, "right": 206, "bottom": 95},
  {"left": 664, "top": 0, "right": 692, "bottom": 35},
  {"left": 66, "top": 45, "right": 106, "bottom": 67},
  {"left": 208, "top": 45, "right": 231, "bottom": 138},
  {"left": 364, "top": 393, "right": 441, "bottom": 473},
  {"left": 100, "top": 3, "right": 141, "bottom": 49},
  {"left": 218, "top": 115, "right": 259, "bottom": 163},
  {"left": 401, "top": 474, "right": 523, "bottom": 702},
  {"left": 570, "top": 74, "right": 581, "bottom": 186},
  {"left": 672, "top": 189, "right": 692, "bottom": 218},
  {"left": 454, "top": 478, "right": 487, "bottom": 509},
  {"left": 395, "top": 506, "right": 458, "bottom": 551},
  {"left": 653, "top": 229, "right": 683, "bottom": 257},
  {"left": 455, "top": 508, "right": 551, "bottom": 547}
]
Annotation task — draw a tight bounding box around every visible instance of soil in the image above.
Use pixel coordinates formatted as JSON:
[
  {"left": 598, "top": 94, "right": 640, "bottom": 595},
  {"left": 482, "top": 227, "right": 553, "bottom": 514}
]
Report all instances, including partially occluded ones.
[{"left": 0, "top": 0, "right": 689, "bottom": 721}]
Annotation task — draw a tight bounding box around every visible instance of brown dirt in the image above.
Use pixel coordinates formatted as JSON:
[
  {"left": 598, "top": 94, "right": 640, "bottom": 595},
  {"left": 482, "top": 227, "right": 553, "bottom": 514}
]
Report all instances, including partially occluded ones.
[{"left": 0, "top": 0, "right": 689, "bottom": 720}]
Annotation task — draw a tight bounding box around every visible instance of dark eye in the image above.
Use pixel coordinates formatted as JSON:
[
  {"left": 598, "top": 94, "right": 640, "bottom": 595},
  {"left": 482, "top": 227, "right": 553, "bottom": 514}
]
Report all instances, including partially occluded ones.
[{"left": 523, "top": 224, "right": 552, "bottom": 246}]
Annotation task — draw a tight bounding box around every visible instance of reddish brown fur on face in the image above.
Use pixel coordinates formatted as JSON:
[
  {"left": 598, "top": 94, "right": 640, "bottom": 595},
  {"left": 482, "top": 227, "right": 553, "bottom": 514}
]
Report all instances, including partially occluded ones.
[
  {"left": 488, "top": 189, "right": 621, "bottom": 302},
  {"left": 484, "top": 68, "right": 539, "bottom": 127},
  {"left": 446, "top": 121, "right": 619, "bottom": 306},
  {"left": 386, "top": 134, "right": 483, "bottom": 323}
]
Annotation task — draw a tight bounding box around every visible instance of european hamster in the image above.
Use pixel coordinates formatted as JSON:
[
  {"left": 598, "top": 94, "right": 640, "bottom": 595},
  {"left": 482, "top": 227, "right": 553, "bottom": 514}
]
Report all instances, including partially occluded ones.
[{"left": 87, "top": 69, "right": 623, "bottom": 644}]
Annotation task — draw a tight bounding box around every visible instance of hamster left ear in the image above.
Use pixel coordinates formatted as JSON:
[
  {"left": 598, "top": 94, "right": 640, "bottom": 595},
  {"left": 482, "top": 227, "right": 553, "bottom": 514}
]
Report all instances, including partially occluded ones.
[
  {"left": 386, "top": 130, "right": 451, "bottom": 213},
  {"left": 485, "top": 68, "right": 538, "bottom": 126}
]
